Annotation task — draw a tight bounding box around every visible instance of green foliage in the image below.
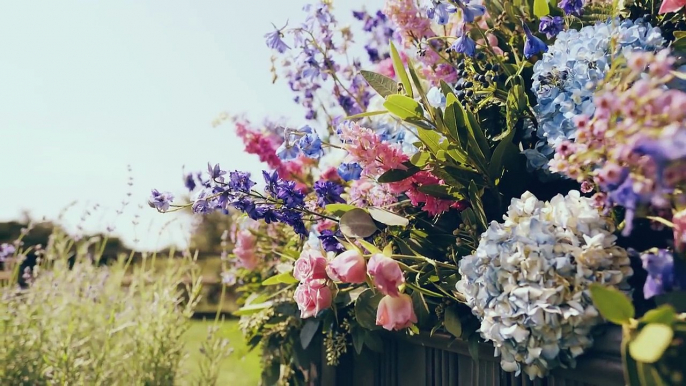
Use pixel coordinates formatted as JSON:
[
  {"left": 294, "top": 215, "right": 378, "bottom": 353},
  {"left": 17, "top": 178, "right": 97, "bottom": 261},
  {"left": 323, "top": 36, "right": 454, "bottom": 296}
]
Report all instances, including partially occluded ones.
[
  {"left": 0, "top": 231, "right": 204, "bottom": 386},
  {"left": 339, "top": 208, "right": 378, "bottom": 238},
  {"left": 360, "top": 70, "right": 397, "bottom": 98},
  {"left": 590, "top": 283, "right": 635, "bottom": 324}
]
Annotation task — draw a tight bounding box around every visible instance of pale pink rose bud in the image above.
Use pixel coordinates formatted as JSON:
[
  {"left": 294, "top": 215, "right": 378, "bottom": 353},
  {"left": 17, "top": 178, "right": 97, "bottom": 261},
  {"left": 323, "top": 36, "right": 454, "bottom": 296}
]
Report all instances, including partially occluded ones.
[
  {"left": 367, "top": 253, "right": 404, "bottom": 297},
  {"left": 293, "top": 250, "right": 328, "bottom": 287},
  {"left": 327, "top": 250, "right": 367, "bottom": 283},
  {"left": 234, "top": 247, "right": 258, "bottom": 270},
  {"left": 294, "top": 282, "right": 332, "bottom": 319},
  {"left": 674, "top": 209, "right": 686, "bottom": 252},
  {"left": 376, "top": 294, "right": 417, "bottom": 331}
]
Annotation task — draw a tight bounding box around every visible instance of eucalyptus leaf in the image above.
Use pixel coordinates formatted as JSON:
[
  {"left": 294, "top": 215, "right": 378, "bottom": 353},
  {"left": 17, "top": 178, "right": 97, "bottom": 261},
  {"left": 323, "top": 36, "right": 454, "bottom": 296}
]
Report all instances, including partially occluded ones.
[
  {"left": 589, "top": 284, "right": 635, "bottom": 325},
  {"left": 533, "top": 0, "right": 550, "bottom": 17},
  {"left": 358, "top": 239, "right": 382, "bottom": 254},
  {"left": 352, "top": 327, "right": 365, "bottom": 355},
  {"left": 340, "top": 208, "right": 378, "bottom": 238},
  {"left": 383, "top": 94, "right": 424, "bottom": 120},
  {"left": 325, "top": 203, "right": 357, "bottom": 216},
  {"left": 364, "top": 331, "right": 384, "bottom": 353},
  {"left": 390, "top": 40, "right": 413, "bottom": 98},
  {"left": 629, "top": 324, "right": 673, "bottom": 364},
  {"left": 417, "top": 184, "right": 462, "bottom": 200},
  {"left": 468, "top": 334, "right": 480, "bottom": 362},
  {"left": 368, "top": 207, "right": 410, "bottom": 227},
  {"left": 641, "top": 305, "right": 676, "bottom": 325},
  {"left": 361, "top": 70, "right": 398, "bottom": 98},
  {"left": 444, "top": 306, "right": 463, "bottom": 338},
  {"left": 300, "top": 319, "right": 321, "bottom": 349},
  {"left": 378, "top": 164, "right": 420, "bottom": 183}
]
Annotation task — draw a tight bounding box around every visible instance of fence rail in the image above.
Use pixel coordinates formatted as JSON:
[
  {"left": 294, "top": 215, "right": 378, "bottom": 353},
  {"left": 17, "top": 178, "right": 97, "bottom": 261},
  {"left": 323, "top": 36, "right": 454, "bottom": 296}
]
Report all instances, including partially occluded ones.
[{"left": 320, "top": 326, "right": 623, "bottom": 386}]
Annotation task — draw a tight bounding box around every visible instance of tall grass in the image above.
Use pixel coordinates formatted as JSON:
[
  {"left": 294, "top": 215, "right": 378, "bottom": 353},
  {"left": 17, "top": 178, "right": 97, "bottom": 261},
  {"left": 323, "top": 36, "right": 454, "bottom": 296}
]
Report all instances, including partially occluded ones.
[{"left": 0, "top": 230, "right": 233, "bottom": 386}]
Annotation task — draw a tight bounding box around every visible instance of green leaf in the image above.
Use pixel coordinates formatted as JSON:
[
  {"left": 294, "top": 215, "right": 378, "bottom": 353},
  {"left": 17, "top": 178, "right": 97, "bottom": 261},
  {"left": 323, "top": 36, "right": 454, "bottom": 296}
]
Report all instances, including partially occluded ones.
[
  {"left": 340, "top": 208, "right": 378, "bottom": 238},
  {"left": 339, "top": 286, "right": 367, "bottom": 306},
  {"left": 444, "top": 306, "right": 463, "bottom": 338},
  {"left": 415, "top": 126, "right": 443, "bottom": 154},
  {"left": 325, "top": 203, "right": 357, "bottom": 216},
  {"left": 444, "top": 93, "right": 465, "bottom": 147},
  {"left": 300, "top": 319, "right": 321, "bottom": 349},
  {"left": 383, "top": 94, "right": 424, "bottom": 120},
  {"left": 488, "top": 127, "right": 517, "bottom": 182},
  {"left": 360, "top": 70, "right": 398, "bottom": 98},
  {"left": 497, "top": 84, "right": 525, "bottom": 141},
  {"left": 390, "top": 40, "right": 413, "bottom": 98},
  {"left": 407, "top": 58, "right": 431, "bottom": 115},
  {"left": 378, "top": 164, "right": 420, "bottom": 183},
  {"left": 533, "top": 0, "right": 550, "bottom": 17},
  {"left": 346, "top": 110, "right": 388, "bottom": 120},
  {"left": 468, "top": 181, "right": 487, "bottom": 230},
  {"left": 641, "top": 305, "right": 676, "bottom": 325},
  {"left": 412, "top": 291, "right": 430, "bottom": 326},
  {"left": 468, "top": 334, "right": 480, "bottom": 362},
  {"left": 357, "top": 239, "right": 382, "bottom": 254},
  {"left": 589, "top": 284, "right": 635, "bottom": 325},
  {"left": 233, "top": 302, "right": 274, "bottom": 316},
  {"left": 629, "top": 324, "right": 673, "bottom": 363},
  {"left": 417, "top": 184, "right": 461, "bottom": 200},
  {"left": 354, "top": 289, "right": 384, "bottom": 330},
  {"left": 352, "top": 327, "right": 365, "bottom": 355},
  {"left": 464, "top": 108, "right": 491, "bottom": 159},
  {"left": 368, "top": 207, "right": 410, "bottom": 227},
  {"left": 410, "top": 151, "right": 431, "bottom": 167},
  {"left": 262, "top": 272, "right": 299, "bottom": 285},
  {"left": 673, "top": 36, "right": 686, "bottom": 51},
  {"left": 622, "top": 338, "right": 642, "bottom": 386}
]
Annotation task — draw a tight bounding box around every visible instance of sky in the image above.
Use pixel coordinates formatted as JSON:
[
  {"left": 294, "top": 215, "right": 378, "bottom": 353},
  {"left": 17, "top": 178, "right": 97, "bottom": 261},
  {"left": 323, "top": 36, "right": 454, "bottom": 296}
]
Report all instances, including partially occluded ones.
[{"left": 0, "top": 0, "right": 374, "bottom": 250}]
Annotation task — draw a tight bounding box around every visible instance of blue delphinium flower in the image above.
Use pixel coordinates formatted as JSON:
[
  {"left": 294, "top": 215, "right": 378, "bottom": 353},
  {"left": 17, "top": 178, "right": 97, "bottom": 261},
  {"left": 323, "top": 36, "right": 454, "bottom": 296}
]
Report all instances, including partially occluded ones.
[
  {"left": 314, "top": 180, "right": 345, "bottom": 207},
  {"left": 451, "top": 24, "right": 476, "bottom": 57},
  {"left": 318, "top": 229, "right": 345, "bottom": 253},
  {"left": 338, "top": 162, "right": 363, "bottom": 181},
  {"left": 0, "top": 243, "right": 16, "bottom": 262},
  {"left": 641, "top": 249, "right": 686, "bottom": 299},
  {"left": 148, "top": 189, "right": 174, "bottom": 213},
  {"left": 264, "top": 24, "right": 290, "bottom": 53},
  {"left": 530, "top": 19, "right": 665, "bottom": 170},
  {"left": 298, "top": 131, "right": 324, "bottom": 158},
  {"left": 558, "top": 0, "right": 584, "bottom": 16},
  {"left": 425, "top": 0, "right": 457, "bottom": 25},
  {"left": 276, "top": 141, "right": 300, "bottom": 161},
  {"left": 455, "top": 0, "right": 486, "bottom": 22},
  {"left": 183, "top": 173, "right": 196, "bottom": 191},
  {"left": 228, "top": 171, "right": 256, "bottom": 192},
  {"left": 538, "top": 16, "right": 564, "bottom": 39},
  {"left": 522, "top": 23, "right": 548, "bottom": 59}
]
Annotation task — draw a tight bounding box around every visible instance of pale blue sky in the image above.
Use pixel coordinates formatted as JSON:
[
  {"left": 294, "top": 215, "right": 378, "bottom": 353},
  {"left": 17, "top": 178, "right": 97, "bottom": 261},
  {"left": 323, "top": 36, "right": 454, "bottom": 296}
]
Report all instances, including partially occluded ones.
[{"left": 0, "top": 0, "right": 373, "bottom": 250}]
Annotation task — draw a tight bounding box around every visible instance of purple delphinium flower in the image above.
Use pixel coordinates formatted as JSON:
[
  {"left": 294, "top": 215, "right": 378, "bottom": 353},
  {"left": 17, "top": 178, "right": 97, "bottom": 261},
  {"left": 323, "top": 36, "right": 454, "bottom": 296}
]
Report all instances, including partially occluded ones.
[
  {"left": 276, "top": 141, "right": 300, "bottom": 161},
  {"left": 538, "top": 16, "right": 564, "bottom": 39},
  {"left": 263, "top": 170, "right": 280, "bottom": 196},
  {"left": 450, "top": 24, "right": 476, "bottom": 57},
  {"left": 318, "top": 230, "right": 345, "bottom": 253},
  {"left": 276, "top": 209, "right": 308, "bottom": 236},
  {"left": 522, "top": 23, "right": 548, "bottom": 59},
  {"left": 558, "top": 0, "right": 584, "bottom": 16},
  {"left": 277, "top": 180, "right": 305, "bottom": 208},
  {"left": 148, "top": 189, "right": 174, "bottom": 213},
  {"left": 231, "top": 196, "right": 258, "bottom": 217},
  {"left": 0, "top": 243, "right": 16, "bottom": 262},
  {"left": 426, "top": 0, "right": 458, "bottom": 25},
  {"left": 228, "top": 171, "right": 256, "bottom": 192},
  {"left": 183, "top": 173, "right": 196, "bottom": 191},
  {"left": 640, "top": 249, "right": 686, "bottom": 298},
  {"left": 256, "top": 205, "right": 279, "bottom": 223},
  {"left": 338, "top": 163, "right": 363, "bottom": 181},
  {"left": 314, "top": 180, "right": 345, "bottom": 207},
  {"left": 264, "top": 25, "right": 290, "bottom": 53},
  {"left": 207, "top": 163, "right": 227, "bottom": 182}
]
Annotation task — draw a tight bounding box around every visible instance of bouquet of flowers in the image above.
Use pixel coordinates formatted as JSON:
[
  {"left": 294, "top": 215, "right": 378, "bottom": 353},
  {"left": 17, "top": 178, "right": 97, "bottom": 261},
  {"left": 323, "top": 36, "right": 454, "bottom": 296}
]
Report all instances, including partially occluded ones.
[{"left": 148, "top": 0, "right": 686, "bottom": 383}]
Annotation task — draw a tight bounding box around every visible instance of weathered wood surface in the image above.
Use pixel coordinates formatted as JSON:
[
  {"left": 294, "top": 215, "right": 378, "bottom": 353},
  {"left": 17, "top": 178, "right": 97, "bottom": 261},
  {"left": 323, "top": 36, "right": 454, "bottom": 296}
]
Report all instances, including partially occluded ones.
[{"left": 320, "top": 326, "right": 623, "bottom": 386}]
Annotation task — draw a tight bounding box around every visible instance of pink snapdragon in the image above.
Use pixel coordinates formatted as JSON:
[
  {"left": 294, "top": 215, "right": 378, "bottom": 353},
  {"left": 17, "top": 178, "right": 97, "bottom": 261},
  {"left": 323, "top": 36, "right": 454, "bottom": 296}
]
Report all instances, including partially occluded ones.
[
  {"left": 337, "top": 121, "right": 408, "bottom": 176},
  {"left": 376, "top": 294, "right": 417, "bottom": 331},
  {"left": 294, "top": 282, "right": 332, "bottom": 319},
  {"left": 233, "top": 229, "right": 258, "bottom": 270},
  {"left": 367, "top": 253, "right": 405, "bottom": 297}
]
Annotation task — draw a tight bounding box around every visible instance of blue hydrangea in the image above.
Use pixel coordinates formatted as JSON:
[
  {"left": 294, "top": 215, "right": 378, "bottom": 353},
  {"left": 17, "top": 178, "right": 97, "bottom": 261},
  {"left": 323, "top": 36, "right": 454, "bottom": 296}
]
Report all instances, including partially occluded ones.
[{"left": 530, "top": 19, "right": 664, "bottom": 169}]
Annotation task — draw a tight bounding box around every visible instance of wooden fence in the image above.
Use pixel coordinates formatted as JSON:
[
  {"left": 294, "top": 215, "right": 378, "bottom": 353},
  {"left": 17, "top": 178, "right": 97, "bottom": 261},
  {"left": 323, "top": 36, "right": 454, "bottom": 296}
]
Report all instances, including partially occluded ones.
[{"left": 320, "top": 327, "right": 623, "bottom": 386}]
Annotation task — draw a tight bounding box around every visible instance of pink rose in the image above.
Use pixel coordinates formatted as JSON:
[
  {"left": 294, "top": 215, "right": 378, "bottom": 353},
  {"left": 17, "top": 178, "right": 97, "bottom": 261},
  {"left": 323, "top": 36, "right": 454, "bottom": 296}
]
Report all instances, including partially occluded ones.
[
  {"left": 293, "top": 250, "right": 328, "bottom": 287},
  {"left": 327, "top": 250, "right": 367, "bottom": 283},
  {"left": 659, "top": 0, "right": 686, "bottom": 13},
  {"left": 294, "top": 282, "right": 332, "bottom": 318},
  {"left": 367, "top": 253, "right": 404, "bottom": 297},
  {"left": 376, "top": 294, "right": 417, "bottom": 331}
]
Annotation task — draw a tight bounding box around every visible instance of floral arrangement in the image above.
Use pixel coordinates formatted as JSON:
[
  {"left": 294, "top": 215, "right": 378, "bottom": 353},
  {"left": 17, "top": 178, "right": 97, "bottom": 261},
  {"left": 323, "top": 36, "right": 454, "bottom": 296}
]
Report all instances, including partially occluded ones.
[{"left": 149, "top": 0, "right": 686, "bottom": 383}]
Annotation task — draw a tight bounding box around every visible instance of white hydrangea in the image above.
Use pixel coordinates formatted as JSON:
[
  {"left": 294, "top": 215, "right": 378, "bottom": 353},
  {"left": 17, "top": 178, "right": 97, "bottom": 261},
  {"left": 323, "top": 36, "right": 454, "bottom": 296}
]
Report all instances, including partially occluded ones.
[{"left": 456, "top": 190, "right": 633, "bottom": 380}]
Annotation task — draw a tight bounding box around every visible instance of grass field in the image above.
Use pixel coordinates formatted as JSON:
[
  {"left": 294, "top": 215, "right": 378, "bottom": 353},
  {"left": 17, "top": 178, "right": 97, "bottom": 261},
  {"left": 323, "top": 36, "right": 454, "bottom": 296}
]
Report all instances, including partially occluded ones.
[{"left": 181, "top": 319, "right": 261, "bottom": 386}]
